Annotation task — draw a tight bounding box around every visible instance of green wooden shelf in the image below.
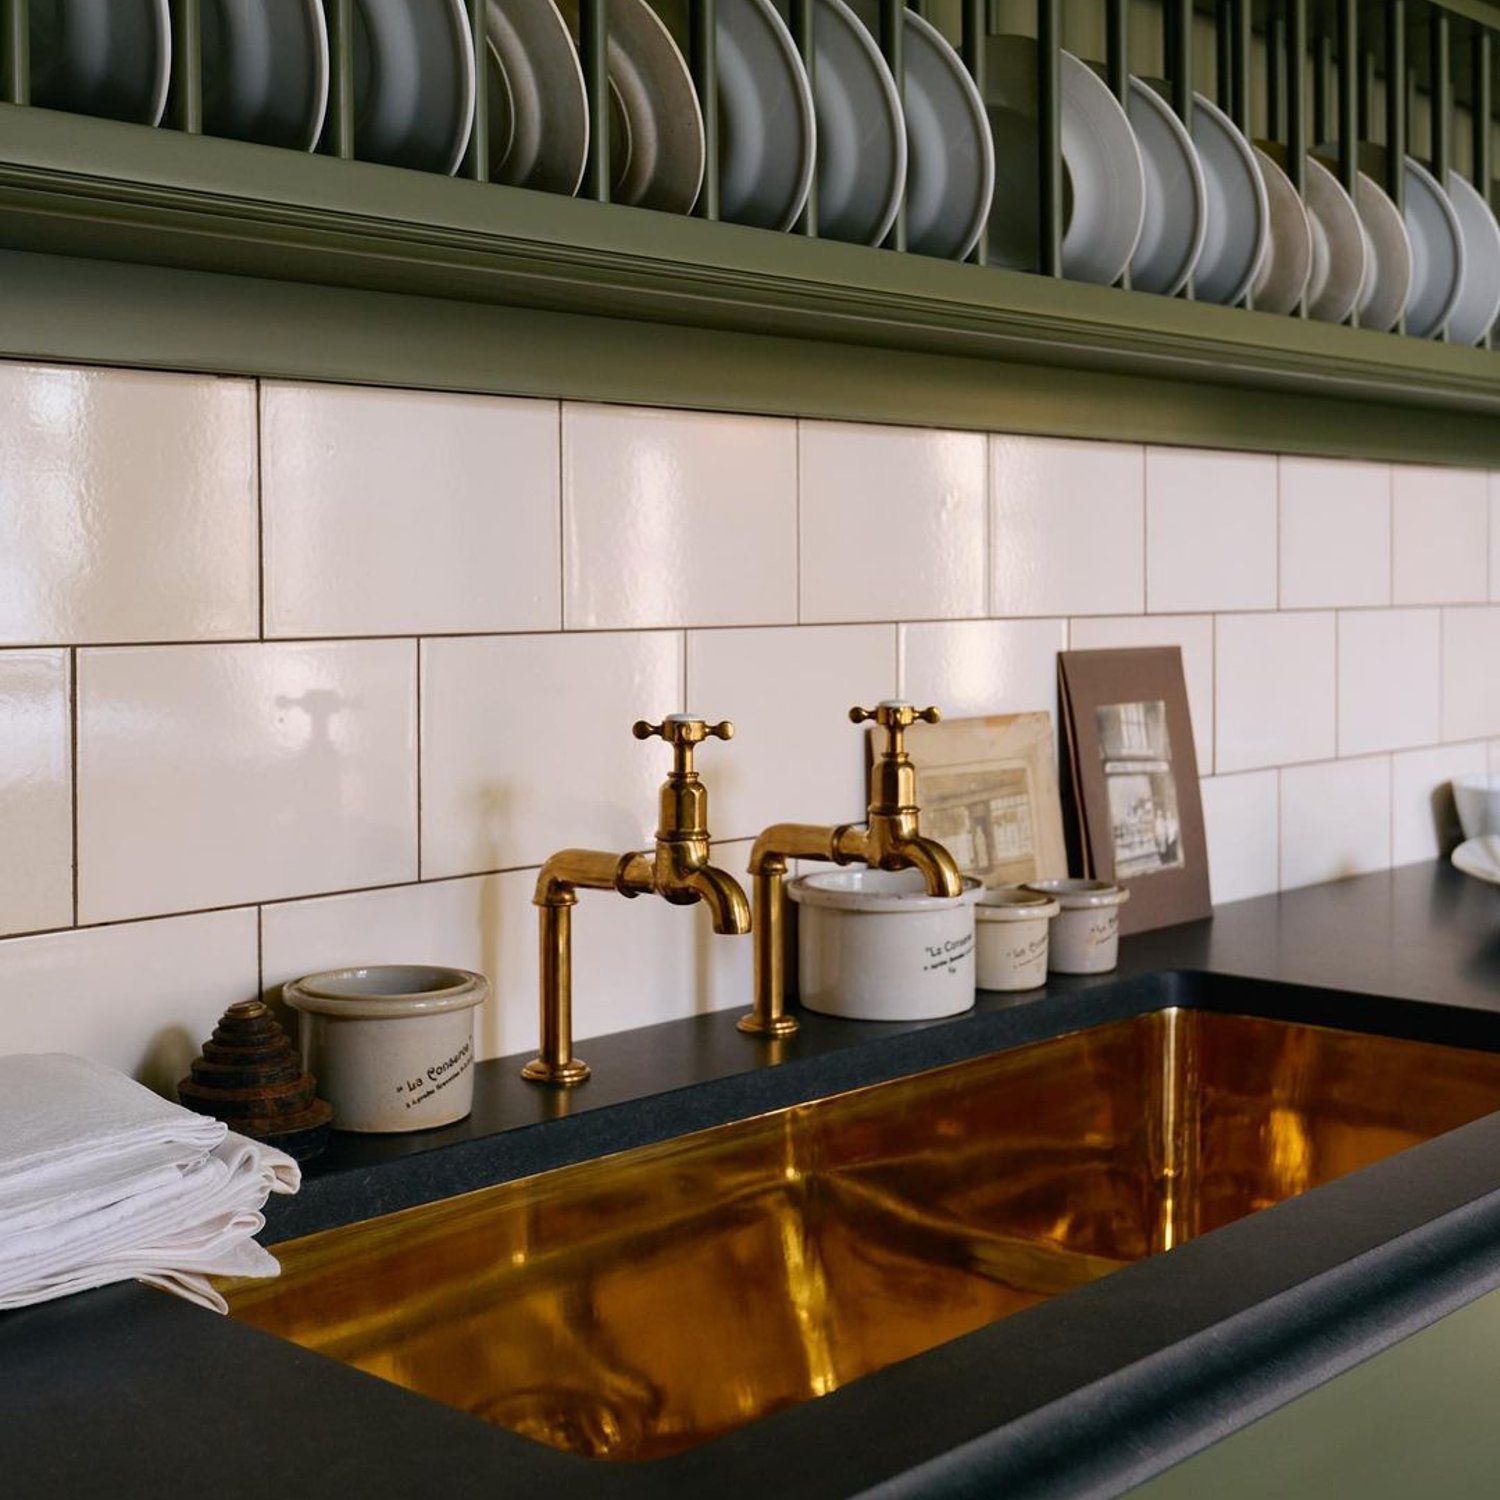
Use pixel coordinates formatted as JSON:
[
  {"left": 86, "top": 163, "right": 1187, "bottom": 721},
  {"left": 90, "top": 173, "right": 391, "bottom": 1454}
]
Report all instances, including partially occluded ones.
[{"left": 0, "top": 102, "right": 1497, "bottom": 464}]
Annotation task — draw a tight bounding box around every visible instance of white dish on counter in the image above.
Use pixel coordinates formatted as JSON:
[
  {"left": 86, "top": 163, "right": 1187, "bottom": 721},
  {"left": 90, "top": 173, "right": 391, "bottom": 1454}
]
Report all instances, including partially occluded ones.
[
  {"left": 789, "top": 867, "right": 981, "bottom": 1022},
  {"left": 1455, "top": 773, "right": 1500, "bottom": 841},
  {"left": 200, "top": 0, "right": 329, "bottom": 151},
  {"left": 1185, "top": 90, "right": 1268, "bottom": 306},
  {"left": 30, "top": 0, "right": 171, "bottom": 126},
  {"left": 484, "top": 0, "right": 588, "bottom": 195},
  {"left": 1453, "top": 836, "right": 1500, "bottom": 888}
]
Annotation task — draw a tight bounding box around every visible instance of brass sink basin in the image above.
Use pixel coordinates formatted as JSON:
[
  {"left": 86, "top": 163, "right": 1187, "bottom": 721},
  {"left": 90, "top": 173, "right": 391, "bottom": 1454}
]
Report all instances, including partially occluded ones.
[{"left": 224, "top": 1009, "right": 1500, "bottom": 1464}]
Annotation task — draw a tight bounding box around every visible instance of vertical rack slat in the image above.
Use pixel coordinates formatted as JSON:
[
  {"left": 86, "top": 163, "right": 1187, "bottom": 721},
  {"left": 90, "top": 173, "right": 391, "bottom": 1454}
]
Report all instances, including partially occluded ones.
[
  {"left": 1286, "top": 0, "right": 1307, "bottom": 316},
  {"left": 1358, "top": 47, "right": 1374, "bottom": 142},
  {"left": 1217, "top": 1, "right": 1233, "bottom": 114},
  {"left": 3, "top": 0, "right": 29, "bottom": 105},
  {"left": 1314, "top": 26, "right": 1332, "bottom": 147},
  {"left": 171, "top": 0, "right": 203, "bottom": 133},
  {"left": 879, "top": 0, "right": 906, "bottom": 251},
  {"left": 1337, "top": 0, "right": 1357, "bottom": 327},
  {"left": 1108, "top": 0, "right": 1130, "bottom": 290},
  {"left": 1386, "top": 0, "right": 1405, "bottom": 216},
  {"left": 464, "top": 0, "right": 488, "bottom": 181},
  {"left": 1037, "top": 0, "right": 1062, "bottom": 277},
  {"left": 326, "top": 0, "right": 355, "bottom": 159},
  {"left": 1475, "top": 26, "right": 1493, "bottom": 350},
  {"left": 791, "top": 0, "right": 816, "bottom": 236},
  {"left": 691, "top": 0, "right": 719, "bottom": 220},
  {"left": 1269, "top": 5, "right": 1287, "bottom": 140},
  {"left": 1230, "top": 0, "right": 1252, "bottom": 132},
  {"left": 1430, "top": 6, "right": 1450, "bottom": 184},
  {"left": 580, "top": 0, "right": 610, "bottom": 203},
  {"left": 961, "top": 0, "right": 985, "bottom": 264},
  {"left": 1167, "top": 0, "right": 1192, "bottom": 131}
]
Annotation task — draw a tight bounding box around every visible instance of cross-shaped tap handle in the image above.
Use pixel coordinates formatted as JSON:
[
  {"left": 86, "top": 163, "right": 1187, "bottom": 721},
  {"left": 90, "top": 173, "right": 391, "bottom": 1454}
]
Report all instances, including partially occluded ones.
[{"left": 633, "top": 714, "right": 734, "bottom": 777}]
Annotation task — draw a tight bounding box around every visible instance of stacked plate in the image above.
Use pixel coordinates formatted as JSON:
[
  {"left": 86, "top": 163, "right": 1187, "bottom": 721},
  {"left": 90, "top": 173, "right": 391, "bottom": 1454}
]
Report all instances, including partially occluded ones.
[{"left": 23, "top": 3, "right": 1500, "bottom": 336}]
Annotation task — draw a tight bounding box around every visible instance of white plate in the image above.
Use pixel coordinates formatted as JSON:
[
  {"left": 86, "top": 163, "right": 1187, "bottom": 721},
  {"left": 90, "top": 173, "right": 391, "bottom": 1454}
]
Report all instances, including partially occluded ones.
[
  {"left": 777, "top": 0, "right": 905, "bottom": 246},
  {"left": 716, "top": 0, "right": 815, "bottom": 231},
  {"left": 1187, "top": 90, "right": 1268, "bottom": 305},
  {"left": 1445, "top": 174, "right": 1500, "bottom": 347},
  {"left": 986, "top": 36, "right": 1145, "bottom": 285},
  {"left": 1252, "top": 144, "right": 1312, "bottom": 315},
  {"left": 341, "top": 0, "right": 476, "bottom": 175},
  {"left": 1125, "top": 74, "right": 1206, "bottom": 297},
  {"left": 1453, "top": 836, "right": 1500, "bottom": 887},
  {"left": 1361, "top": 147, "right": 1466, "bottom": 339},
  {"left": 1346, "top": 167, "right": 1412, "bottom": 333},
  {"left": 29, "top": 0, "right": 171, "bottom": 126},
  {"left": 559, "top": 0, "right": 703, "bottom": 213},
  {"left": 485, "top": 0, "right": 587, "bottom": 195},
  {"left": 1302, "top": 153, "right": 1366, "bottom": 323},
  {"left": 849, "top": 1, "right": 991, "bottom": 259},
  {"left": 200, "top": 0, "right": 329, "bottom": 151}
]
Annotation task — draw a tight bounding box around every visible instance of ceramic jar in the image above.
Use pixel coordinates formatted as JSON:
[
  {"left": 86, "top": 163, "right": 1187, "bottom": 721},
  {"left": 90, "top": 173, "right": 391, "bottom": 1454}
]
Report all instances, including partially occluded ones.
[
  {"left": 284, "top": 965, "right": 488, "bottom": 1133},
  {"left": 1022, "top": 880, "right": 1131, "bottom": 974},
  {"left": 975, "top": 887, "right": 1061, "bottom": 991},
  {"left": 788, "top": 867, "right": 982, "bottom": 1022}
]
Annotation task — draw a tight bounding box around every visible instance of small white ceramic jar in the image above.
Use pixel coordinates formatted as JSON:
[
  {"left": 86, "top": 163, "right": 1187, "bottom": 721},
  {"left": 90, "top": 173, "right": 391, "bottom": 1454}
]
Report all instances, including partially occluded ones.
[
  {"left": 1022, "top": 880, "right": 1131, "bottom": 975},
  {"left": 284, "top": 965, "right": 488, "bottom": 1134},
  {"left": 975, "top": 887, "right": 1061, "bottom": 991},
  {"left": 788, "top": 867, "right": 982, "bottom": 1022}
]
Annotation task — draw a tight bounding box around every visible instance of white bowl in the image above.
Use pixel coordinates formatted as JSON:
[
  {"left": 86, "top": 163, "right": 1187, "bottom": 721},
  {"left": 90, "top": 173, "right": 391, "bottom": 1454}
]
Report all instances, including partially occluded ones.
[
  {"left": 789, "top": 867, "right": 981, "bottom": 1022},
  {"left": 1453, "top": 836, "right": 1500, "bottom": 887},
  {"left": 1454, "top": 774, "right": 1500, "bottom": 841},
  {"left": 976, "top": 887, "right": 1060, "bottom": 992},
  {"left": 1022, "top": 879, "right": 1130, "bottom": 975}
]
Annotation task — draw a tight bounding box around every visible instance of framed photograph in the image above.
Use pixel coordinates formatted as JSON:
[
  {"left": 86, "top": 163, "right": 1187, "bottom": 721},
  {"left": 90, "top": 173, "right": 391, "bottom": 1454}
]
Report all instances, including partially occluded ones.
[
  {"left": 897, "top": 711, "right": 1068, "bottom": 890},
  {"left": 1058, "top": 647, "right": 1211, "bottom": 934}
]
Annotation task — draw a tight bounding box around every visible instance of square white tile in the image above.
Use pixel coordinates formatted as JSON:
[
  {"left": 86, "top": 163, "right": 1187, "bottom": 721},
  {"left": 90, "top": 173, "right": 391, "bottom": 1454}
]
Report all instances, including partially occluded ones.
[
  {"left": 77, "top": 641, "right": 418, "bottom": 923},
  {"left": 990, "top": 436, "right": 1144, "bottom": 617},
  {"left": 1279, "top": 756, "right": 1391, "bottom": 891},
  {"left": 261, "top": 383, "right": 561, "bottom": 637},
  {"left": 1392, "top": 464, "right": 1489, "bottom": 605},
  {"left": 563, "top": 404, "right": 797, "bottom": 629},
  {"left": 1145, "top": 447, "right": 1277, "bottom": 613},
  {"left": 0, "top": 909, "right": 257, "bottom": 1093},
  {"left": 1336, "top": 608, "right": 1441, "bottom": 756},
  {"left": 0, "top": 364, "right": 257, "bottom": 645},
  {"left": 899, "top": 619, "right": 1065, "bottom": 726},
  {"left": 1442, "top": 608, "right": 1500, "bottom": 742},
  {"left": 1215, "top": 612, "right": 1336, "bottom": 773},
  {"left": 1391, "top": 741, "right": 1487, "bottom": 866},
  {"left": 686, "top": 625, "right": 895, "bottom": 840},
  {"left": 0, "top": 650, "right": 71, "bottom": 936},
  {"left": 421, "top": 631, "right": 684, "bottom": 878},
  {"left": 1067, "top": 615, "right": 1214, "bottom": 770},
  {"left": 1199, "top": 770, "right": 1279, "bottom": 904},
  {"left": 800, "top": 421, "right": 985, "bottom": 622},
  {"left": 1279, "top": 457, "right": 1391, "bottom": 608}
]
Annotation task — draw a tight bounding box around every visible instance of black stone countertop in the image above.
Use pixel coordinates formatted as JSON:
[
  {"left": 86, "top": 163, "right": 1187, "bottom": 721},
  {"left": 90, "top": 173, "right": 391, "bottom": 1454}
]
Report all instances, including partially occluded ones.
[{"left": 4, "top": 860, "right": 1500, "bottom": 1499}]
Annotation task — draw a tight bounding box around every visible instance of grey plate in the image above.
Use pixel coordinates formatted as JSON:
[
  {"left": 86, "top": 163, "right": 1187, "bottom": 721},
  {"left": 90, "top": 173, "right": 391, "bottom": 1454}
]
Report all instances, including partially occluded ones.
[
  {"left": 1360, "top": 145, "right": 1465, "bottom": 339},
  {"left": 201, "top": 0, "right": 329, "bottom": 152},
  {"left": 336, "top": 0, "right": 476, "bottom": 176},
  {"left": 1186, "top": 90, "right": 1268, "bottom": 306},
  {"left": 716, "top": 0, "right": 815, "bottom": 231},
  {"left": 30, "top": 0, "right": 171, "bottom": 126},
  {"left": 485, "top": 0, "right": 587, "bottom": 195},
  {"left": 1252, "top": 143, "right": 1312, "bottom": 316},
  {"left": 1125, "top": 74, "right": 1206, "bottom": 297},
  {"left": 1445, "top": 175, "right": 1500, "bottom": 347},
  {"left": 849, "top": 2, "right": 989, "bottom": 259}
]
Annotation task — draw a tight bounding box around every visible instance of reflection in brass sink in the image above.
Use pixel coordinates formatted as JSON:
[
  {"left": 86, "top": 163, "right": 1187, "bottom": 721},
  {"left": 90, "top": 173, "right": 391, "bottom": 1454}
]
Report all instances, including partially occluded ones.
[{"left": 224, "top": 1009, "right": 1500, "bottom": 1463}]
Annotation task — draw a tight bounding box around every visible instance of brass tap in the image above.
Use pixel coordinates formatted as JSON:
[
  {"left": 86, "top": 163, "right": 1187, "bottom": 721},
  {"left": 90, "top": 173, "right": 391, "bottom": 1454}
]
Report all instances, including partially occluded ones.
[
  {"left": 742, "top": 701, "right": 964, "bottom": 1038},
  {"left": 524, "top": 714, "right": 751, "bottom": 1087}
]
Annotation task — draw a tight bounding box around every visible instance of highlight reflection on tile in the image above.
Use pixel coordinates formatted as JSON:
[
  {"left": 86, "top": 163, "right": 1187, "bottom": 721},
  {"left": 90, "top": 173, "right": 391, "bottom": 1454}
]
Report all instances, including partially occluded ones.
[{"left": 0, "top": 650, "right": 72, "bottom": 936}]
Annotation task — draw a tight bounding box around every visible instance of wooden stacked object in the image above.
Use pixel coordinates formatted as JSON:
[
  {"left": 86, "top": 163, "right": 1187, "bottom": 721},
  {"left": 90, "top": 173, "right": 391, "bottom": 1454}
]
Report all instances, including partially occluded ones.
[{"left": 178, "top": 999, "right": 333, "bottom": 1161}]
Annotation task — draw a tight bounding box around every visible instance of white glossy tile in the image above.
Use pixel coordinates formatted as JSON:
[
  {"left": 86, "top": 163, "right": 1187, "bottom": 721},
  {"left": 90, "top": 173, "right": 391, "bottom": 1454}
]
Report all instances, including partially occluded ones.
[
  {"left": 899, "top": 618, "right": 1065, "bottom": 726},
  {"left": 1391, "top": 741, "right": 1487, "bottom": 866},
  {"left": 1279, "top": 457, "right": 1391, "bottom": 608},
  {"left": 1145, "top": 447, "right": 1277, "bottom": 613},
  {"left": 991, "top": 436, "right": 1144, "bottom": 617},
  {"left": 1337, "top": 608, "right": 1441, "bottom": 755},
  {"left": 1215, "top": 612, "right": 1336, "bottom": 773},
  {"left": 0, "top": 909, "right": 256, "bottom": 1094},
  {"left": 1066, "top": 615, "right": 1214, "bottom": 770},
  {"left": 0, "top": 364, "right": 257, "bottom": 645},
  {"left": 1442, "top": 607, "right": 1500, "bottom": 742},
  {"left": 421, "top": 631, "right": 684, "bottom": 878},
  {"left": 1391, "top": 464, "right": 1489, "bottom": 605},
  {"left": 563, "top": 404, "right": 797, "bottom": 628},
  {"left": 1279, "top": 756, "right": 1391, "bottom": 891},
  {"left": 261, "top": 383, "right": 560, "bottom": 637},
  {"left": 799, "top": 421, "right": 985, "bottom": 623},
  {"left": 1199, "top": 770, "right": 1279, "bottom": 904},
  {"left": 686, "top": 625, "right": 895, "bottom": 840},
  {"left": 77, "top": 642, "right": 417, "bottom": 923},
  {"left": 0, "top": 650, "right": 71, "bottom": 936}
]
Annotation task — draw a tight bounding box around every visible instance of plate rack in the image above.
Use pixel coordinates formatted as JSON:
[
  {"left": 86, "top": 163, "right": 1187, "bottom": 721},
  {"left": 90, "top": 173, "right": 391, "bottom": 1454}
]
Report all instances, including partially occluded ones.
[{"left": 0, "top": 0, "right": 1496, "bottom": 467}]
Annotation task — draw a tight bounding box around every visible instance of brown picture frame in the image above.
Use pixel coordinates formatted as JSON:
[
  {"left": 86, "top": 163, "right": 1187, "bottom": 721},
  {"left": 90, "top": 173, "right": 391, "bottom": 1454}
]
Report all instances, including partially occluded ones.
[{"left": 1058, "top": 647, "right": 1211, "bottom": 935}]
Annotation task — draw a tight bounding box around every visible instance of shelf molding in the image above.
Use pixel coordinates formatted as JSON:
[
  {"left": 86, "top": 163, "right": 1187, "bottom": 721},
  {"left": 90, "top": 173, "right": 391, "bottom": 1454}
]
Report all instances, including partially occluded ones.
[{"left": 0, "top": 104, "right": 1497, "bottom": 464}]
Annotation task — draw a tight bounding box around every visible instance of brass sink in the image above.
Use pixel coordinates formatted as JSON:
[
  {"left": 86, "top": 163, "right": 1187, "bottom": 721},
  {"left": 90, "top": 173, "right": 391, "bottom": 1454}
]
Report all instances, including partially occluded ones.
[{"left": 224, "top": 1009, "right": 1500, "bottom": 1464}]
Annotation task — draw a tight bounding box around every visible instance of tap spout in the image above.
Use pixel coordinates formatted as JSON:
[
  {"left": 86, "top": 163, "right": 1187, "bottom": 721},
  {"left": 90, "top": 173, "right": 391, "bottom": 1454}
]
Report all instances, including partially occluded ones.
[
  {"left": 890, "top": 834, "right": 965, "bottom": 899},
  {"left": 677, "top": 863, "right": 752, "bottom": 935}
]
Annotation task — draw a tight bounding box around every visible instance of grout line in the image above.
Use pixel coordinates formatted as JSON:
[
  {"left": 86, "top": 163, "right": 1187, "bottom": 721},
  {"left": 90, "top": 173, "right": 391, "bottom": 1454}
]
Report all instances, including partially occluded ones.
[
  {"left": 1141, "top": 446, "right": 1151, "bottom": 613},
  {"left": 983, "top": 433, "right": 994, "bottom": 618},
  {"left": 1333, "top": 609, "right": 1341, "bottom": 758},
  {"left": 680, "top": 628, "right": 688, "bottom": 713},
  {"left": 68, "top": 647, "right": 79, "bottom": 926},
  {"left": 555, "top": 401, "right": 566, "bottom": 630},
  {"left": 1274, "top": 455, "right": 1283, "bottom": 610},
  {"left": 794, "top": 418, "right": 803, "bottom": 626},
  {"left": 254, "top": 381, "right": 266, "bottom": 640},
  {"left": 255, "top": 906, "right": 264, "bottom": 999},
  {"left": 415, "top": 638, "right": 424, "bottom": 881}
]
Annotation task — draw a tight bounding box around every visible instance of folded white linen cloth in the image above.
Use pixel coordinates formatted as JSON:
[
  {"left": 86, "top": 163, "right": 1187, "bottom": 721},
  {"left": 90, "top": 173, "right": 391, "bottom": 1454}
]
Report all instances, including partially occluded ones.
[{"left": 0, "top": 1054, "right": 300, "bottom": 1314}]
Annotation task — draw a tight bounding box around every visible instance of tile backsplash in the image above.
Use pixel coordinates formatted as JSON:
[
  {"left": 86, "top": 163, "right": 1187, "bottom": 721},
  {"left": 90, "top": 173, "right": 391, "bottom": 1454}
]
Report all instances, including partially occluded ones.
[{"left": 2, "top": 361, "right": 1497, "bottom": 1087}]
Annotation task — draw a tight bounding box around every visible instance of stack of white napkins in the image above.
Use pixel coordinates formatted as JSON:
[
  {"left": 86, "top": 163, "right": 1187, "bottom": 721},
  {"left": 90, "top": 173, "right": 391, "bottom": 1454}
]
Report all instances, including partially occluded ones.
[{"left": 0, "top": 1053, "right": 300, "bottom": 1314}]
